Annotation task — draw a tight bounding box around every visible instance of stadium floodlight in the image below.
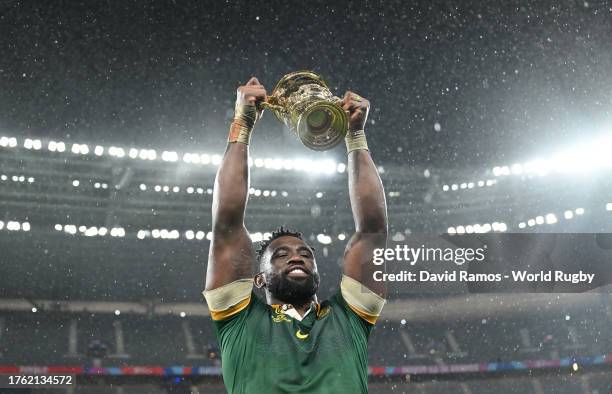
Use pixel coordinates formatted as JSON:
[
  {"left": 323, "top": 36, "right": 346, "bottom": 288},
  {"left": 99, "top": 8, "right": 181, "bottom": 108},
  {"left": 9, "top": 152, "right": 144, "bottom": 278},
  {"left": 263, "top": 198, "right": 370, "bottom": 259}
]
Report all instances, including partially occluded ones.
[
  {"left": 94, "top": 145, "right": 104, "bottom": 156},
  {"left": 0, "top": 175, "right": 6, "bottom": 181},
  {"left": 467, "top": 182, "right": 474, "bottom": 189},
  {"left": 185, "top": 230, "right": 194, "bottom": 240},
  {"left": 139, "top": 184, "right": 147, "bottom": 191},
  {"left": 78, "top": 225, "right": 87, "bottom": 233},
  {"left": 527, "top": 219, "right": 536, "bottom": 227},
  {"left": 129, "top": 148, "right": 139, "bottom": 159},
  {"left": 575, "top": 208, "right": 585, "bottom": 215},
  {"left": 564, "top": 210, "right": 574, "bottom": 219},
  {"left": 281, "top": 191, "right": 288, "bottom": 197},
  {"left": 535, "top": 216, "right": 544, "bottom": 225},
  {"left": 8, "top": 137, "right": 17, "bottom": 148},
  {"left": 24, "top": 138, "right": 33, "bottom": 149},
  {"left": 206, "top": 232, "right": 213, "bottom": 240},
  {"left": 54, "top": 224, "right": 62, "bottom": 231},
  {"left": 477, "top": 180, "right": 485, "bottom": 187},
  {"left": 200, "top": 154, "right": 211, "bottom": 164},
  {"left": 518, "top": 222, "right": 526, "bottom": 229},
  {"left": 606, "top": 203, "right": 612, "bottom": 211},
  {"left": 0, "top": 136, "right": 8, "bottom": 147},
  {"left": 263, "top": 190, "right": 270, "bottom": 197},
  {"left": 98, "top": 227, "right": 108, "bottom": 236},
  {"left": 180, "top": 312, "right": 187, "bottom": 318},
  {"left": 451, "top": 184, "right": 458, "bottom": 191},
  {"left": 18, "top": 175, "right": 25, "bottom": 182},
  {"left": 254, "top": 158, "right": 264, "bottom": 167},
  {"left": 254, "top": 189, "right": 261, "bottom": 196},
  {"left": 186, "top": 187, "right": 194, "bottom": 194},
  {"left": 270, "top": 190, "right": 277, "bottom": 197},
  {"left": 250, "top": 232, "right": 263, "bottom": 242},
  {"left": 211, "top": 154, "right": 222, "bottom": 165},
  {"left": 27, "top": 177, "right": 34, "bottom": 183},
  {"left": 545, "top": 213, "right": 558, "bottom": 224},
  {"left": 114, "top": 309, "right": 121, "bottom": 316},
  {"left": 162, "top": 185, "right": 170, "bottom": 192},
  {"left": 194, "top": 231, "right": 204, "bottom": 240},
  {"left": 338, "top": 233, "right": 346, "bottom": 240},
  {"left": 31, "top": 307, "right": 37, "bottom": 313},
  {"left": 511, "top": 163, "right": 523, "bottom": 174},
  {"left": 71, "top": 143, "right": 80, "bottom": 154},
  {"left": 316, "top": 234, "right": 332, "bottom": 244},
  {"left": 172, "top": 186, "right": 180, "bottom": 193},
  {"left": 72, "top": 180, "right": 80, "bottom": 187},
  {"left": 447, "top": 227, "right": 456, "bottom": 235},
  {"left": 0, "top": 221, "right": 4, "bottom": 230},
  {"left": 197, "top": 187, "right": 204, "bottom": 194},
  {"left": 56, "top": 142, "right": 66, "bottom": 152},
  {"left": 80, "top": 144, "right": 89, "bottom": 154},
  {"left": 442, "top": 185, "right": 449, "bottom": 191},
  {"left": 137, "top": 230, "right": 146, "bottom": 239}
]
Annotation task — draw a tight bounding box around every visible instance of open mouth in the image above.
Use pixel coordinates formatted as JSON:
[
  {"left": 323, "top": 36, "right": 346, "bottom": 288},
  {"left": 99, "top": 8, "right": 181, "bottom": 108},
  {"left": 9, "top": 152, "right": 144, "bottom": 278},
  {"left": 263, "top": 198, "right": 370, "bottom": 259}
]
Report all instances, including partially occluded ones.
[{"left": 286, "top": 266, "right": 310, "bottom": 279}]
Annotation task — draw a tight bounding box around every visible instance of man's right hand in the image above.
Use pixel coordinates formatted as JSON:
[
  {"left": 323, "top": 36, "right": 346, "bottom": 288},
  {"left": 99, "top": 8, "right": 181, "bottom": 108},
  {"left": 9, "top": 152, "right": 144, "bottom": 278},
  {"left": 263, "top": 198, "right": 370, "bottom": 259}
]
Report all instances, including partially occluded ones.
[{"left": 235, "top": 77, "right": 267, "bottom": 124}]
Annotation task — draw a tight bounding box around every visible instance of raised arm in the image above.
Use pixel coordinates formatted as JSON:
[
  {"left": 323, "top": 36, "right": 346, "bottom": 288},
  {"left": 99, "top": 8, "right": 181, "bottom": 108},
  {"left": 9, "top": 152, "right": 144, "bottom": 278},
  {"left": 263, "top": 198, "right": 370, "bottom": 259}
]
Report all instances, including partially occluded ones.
[
  {"left": 205, "top": 77, "right": 266, "bottom": 291},
  {"left": 341, "top": 91, "right": 388, "bottom": 298}
]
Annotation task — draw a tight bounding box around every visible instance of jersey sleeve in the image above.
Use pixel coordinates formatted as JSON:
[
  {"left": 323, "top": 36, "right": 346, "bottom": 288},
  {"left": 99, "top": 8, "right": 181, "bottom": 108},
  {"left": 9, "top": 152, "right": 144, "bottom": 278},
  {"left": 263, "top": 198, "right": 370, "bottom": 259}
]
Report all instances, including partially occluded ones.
[
  {"left": 202, "top": 278, "right": 253, "bottom": 321},
  {"left": 339, "top": 274, "right": 386, "bottom": 325}
]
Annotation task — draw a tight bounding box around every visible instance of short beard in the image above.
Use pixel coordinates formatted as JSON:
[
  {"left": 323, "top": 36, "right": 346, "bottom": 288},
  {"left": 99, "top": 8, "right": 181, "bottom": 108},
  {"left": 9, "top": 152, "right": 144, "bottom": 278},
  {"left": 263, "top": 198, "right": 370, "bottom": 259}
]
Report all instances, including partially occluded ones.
[{"left": 266, "top": 270, "right": 320, "bottom": 306}]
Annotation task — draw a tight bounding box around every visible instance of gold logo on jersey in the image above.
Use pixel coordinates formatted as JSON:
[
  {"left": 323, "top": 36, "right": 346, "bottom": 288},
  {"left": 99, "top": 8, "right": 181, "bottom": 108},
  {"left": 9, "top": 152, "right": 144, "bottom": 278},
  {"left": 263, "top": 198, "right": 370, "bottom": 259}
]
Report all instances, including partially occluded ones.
[
  {"left": 271, "top": 305, "right": 292, "bottom": 323},
  {"left": 296, "top": 329, "right": 309, "bottom": 340},
  {"left": 316, "top": 306, "right": 330, "bottom": 319}
]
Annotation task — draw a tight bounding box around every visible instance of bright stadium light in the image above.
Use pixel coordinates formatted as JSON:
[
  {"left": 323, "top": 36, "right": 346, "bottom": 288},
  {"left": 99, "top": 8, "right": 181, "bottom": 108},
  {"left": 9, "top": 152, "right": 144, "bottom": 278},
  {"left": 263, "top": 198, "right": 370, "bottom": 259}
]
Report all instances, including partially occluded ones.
[
  {"left": 606, "top": 203, "right": 612, "bottom": 211},
  {"left": 94, "top": 145, "right": 104, "bottom": 156},
  {"left": 575, "top": 208, "right": 585, "bottom": 215},
  {"left": 316, "top": 234, "right": 332, "bottom": 244}
]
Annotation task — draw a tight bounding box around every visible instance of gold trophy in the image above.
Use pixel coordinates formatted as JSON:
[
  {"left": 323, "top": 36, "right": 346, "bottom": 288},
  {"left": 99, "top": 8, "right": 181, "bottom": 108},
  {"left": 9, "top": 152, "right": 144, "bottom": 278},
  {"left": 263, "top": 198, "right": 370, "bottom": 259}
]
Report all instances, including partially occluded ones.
[{"left": 259, "top": 71, "right": 348, "bottom": 151}]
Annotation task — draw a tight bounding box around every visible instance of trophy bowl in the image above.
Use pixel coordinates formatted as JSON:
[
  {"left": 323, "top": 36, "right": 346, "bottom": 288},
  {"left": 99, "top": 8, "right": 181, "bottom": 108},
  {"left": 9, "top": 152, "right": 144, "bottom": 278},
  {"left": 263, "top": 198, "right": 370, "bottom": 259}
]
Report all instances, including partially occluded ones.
[{"left": 261, "top": 71, "right": 348, "bottom": 151}]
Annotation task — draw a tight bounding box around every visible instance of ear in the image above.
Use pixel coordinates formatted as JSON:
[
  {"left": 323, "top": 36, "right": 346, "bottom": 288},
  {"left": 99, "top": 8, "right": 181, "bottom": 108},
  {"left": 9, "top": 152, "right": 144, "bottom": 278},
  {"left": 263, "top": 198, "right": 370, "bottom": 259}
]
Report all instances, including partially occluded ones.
[{"left": 254, "top": 273, "right": 266, "bottom": 289}]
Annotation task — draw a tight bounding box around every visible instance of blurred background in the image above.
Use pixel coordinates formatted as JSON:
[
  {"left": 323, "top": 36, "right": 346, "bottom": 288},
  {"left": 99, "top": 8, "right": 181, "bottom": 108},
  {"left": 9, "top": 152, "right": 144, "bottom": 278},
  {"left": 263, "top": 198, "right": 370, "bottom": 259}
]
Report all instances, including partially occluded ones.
[{"left": 1, "top": 0, "right": 612, "bottom": 393}]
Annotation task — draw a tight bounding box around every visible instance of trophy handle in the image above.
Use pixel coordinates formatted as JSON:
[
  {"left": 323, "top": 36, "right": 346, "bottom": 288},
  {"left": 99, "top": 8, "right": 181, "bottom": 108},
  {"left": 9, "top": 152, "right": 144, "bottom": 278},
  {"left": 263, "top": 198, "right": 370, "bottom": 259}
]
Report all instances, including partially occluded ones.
[{"left": 258, "top": 96, "right": 285, "bottom": 112}]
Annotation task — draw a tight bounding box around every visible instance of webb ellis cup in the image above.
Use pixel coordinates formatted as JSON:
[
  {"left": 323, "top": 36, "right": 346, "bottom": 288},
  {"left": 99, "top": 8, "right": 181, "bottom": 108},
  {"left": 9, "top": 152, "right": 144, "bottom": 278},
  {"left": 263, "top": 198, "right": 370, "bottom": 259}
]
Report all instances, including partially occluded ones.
[{"left": 259, "top": 71, "right": 349, "bottom": 151}]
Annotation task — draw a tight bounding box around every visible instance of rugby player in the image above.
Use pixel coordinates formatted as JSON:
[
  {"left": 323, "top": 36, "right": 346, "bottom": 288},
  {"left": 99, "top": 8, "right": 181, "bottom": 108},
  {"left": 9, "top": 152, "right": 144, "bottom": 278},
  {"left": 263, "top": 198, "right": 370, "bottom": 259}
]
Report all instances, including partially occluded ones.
[{"left": 203, "top": 76, "right": 388, "bottom": 394}]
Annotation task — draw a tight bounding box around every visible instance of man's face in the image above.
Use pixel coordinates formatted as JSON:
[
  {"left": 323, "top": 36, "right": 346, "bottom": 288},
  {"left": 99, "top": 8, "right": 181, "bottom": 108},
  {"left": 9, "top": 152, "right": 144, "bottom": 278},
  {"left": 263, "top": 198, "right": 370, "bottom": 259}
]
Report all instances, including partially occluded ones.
[{"left": 260, "top": 236, "right": 320, "bottom": 305}]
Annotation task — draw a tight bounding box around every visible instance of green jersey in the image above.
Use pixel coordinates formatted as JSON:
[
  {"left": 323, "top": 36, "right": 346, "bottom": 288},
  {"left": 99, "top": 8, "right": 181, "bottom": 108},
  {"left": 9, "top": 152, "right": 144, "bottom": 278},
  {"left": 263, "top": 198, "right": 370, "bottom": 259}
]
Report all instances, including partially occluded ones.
[{"left": 212, "top": 289, "right": 373, "bottom": 394}]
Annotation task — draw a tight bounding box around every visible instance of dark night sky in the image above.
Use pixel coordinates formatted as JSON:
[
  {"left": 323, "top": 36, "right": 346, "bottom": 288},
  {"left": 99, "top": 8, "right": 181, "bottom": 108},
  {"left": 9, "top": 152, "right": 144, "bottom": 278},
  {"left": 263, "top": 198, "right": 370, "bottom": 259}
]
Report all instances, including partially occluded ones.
[{"left": 1, "top": 0, "right": 611, "bottom": 168}]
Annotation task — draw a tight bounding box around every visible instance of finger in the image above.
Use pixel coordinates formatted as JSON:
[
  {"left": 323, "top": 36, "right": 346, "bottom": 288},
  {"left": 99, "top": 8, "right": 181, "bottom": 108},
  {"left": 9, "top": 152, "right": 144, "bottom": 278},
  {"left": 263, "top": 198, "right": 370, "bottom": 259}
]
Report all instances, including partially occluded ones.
[{"left": 247, "top": 77, "right": 261, "bottom": 86}]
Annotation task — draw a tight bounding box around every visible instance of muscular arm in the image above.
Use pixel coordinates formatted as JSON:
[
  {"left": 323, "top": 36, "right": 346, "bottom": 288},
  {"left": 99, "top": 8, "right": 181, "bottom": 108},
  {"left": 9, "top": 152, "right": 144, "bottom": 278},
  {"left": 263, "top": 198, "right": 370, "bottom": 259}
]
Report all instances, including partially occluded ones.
[
  {"left": 341, "top": 93, "right": 388, "bottom": 298},
  {"left": 205, "top": 77, "right": 265, "bottom": 291}
]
